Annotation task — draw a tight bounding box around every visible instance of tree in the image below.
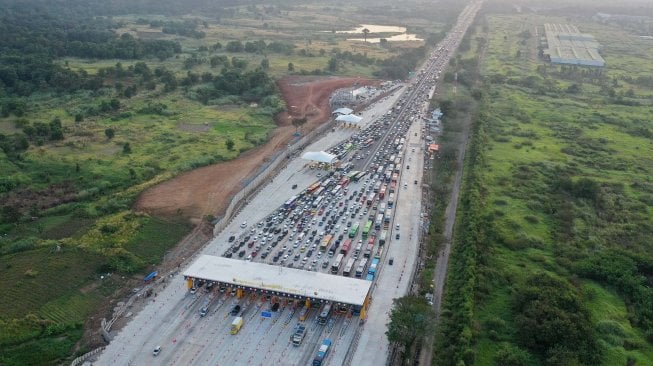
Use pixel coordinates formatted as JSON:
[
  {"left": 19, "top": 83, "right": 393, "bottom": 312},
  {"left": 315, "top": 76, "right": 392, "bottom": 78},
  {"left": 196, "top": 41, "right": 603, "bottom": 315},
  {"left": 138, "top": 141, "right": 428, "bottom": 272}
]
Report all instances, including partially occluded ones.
[
  {"left": 291, "top": 117, "right": 307, "bottom": 132},
  {"left": 260, "top": 58, "right": 270, "bottom": 70},
  {"left": 386, "top": 296, "right": 434, "bottom": 353},
  {"left": 226, "top": 138, "right": 235, "bottom": 151},
  {"left": 105, "top": 128, "right": 115, "bottom": 140},
  {"left": 288, "top": 62, "right": 295, "bottom": 72},
  {"left": 379, "top": 38, "right": 388, "bottom": 48},
  {"left": 512, "top": 273, "right": 601, "bottom": 364},
  {"left": 362, "top": 28, "right": 370, "bottom": 42},
  {"left": 327, "top": 57, "right": 338, "bottom": 72},
  {"left": 494, "top": 343, "right": 533, "bottom": 366},
  {"left": 74, "top": 113, "right": 84, "bottom": 122},
  {"left": 123, "top": 142, "right": 131, "bottom": 154}
]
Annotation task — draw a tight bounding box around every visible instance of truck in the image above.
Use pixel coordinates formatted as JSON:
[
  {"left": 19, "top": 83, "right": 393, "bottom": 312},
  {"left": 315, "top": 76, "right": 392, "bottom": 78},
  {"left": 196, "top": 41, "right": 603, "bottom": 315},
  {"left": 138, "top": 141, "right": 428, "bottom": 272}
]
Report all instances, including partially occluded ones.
[
  {"left": 291, "top": 324, "right": 307, "bottom": 346},
  {"left": 313, "top": 339, "right": 332, "bottom": 366},
  {"left": 230, "top": 316, "right": 243, "bottom": 334}
]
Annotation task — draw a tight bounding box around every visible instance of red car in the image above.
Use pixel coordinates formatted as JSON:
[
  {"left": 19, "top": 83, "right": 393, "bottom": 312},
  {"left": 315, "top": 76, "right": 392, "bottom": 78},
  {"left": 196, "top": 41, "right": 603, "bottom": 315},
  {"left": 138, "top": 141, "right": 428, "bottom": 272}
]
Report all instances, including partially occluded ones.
[{"left": 251, "top": 251, "right": 258, "bottom": 258}]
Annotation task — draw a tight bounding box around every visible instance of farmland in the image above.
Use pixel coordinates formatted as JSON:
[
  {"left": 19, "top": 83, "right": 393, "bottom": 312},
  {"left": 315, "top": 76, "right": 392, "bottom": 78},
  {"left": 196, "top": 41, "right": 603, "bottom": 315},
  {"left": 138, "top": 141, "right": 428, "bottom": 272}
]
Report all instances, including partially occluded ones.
[{"left": 435, "top": 3, "right": 653, "bottom": 366}]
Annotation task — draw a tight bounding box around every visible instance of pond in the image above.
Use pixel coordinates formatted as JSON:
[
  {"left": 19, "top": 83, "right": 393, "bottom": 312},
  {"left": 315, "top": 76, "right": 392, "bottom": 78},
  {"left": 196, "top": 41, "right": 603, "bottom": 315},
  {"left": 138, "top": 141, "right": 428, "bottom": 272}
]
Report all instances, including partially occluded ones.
[{"left": 333, "top": 23, "right": 423, "bottom": 43}]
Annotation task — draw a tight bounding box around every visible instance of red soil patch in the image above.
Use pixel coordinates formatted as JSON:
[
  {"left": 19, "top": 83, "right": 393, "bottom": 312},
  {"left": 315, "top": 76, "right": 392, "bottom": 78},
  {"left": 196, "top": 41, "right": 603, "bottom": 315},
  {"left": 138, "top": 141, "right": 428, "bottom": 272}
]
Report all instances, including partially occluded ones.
[{"left": 134, "top": 76, "right": 378, "bottom": 222}]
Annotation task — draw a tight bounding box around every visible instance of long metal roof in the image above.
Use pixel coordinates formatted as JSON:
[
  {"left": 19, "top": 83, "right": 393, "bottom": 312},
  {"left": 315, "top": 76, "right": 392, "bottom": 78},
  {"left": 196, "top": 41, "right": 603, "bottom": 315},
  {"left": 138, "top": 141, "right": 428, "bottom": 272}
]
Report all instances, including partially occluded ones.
[{"left": 183, "top": 255, "right": 373, "bottom": 306}]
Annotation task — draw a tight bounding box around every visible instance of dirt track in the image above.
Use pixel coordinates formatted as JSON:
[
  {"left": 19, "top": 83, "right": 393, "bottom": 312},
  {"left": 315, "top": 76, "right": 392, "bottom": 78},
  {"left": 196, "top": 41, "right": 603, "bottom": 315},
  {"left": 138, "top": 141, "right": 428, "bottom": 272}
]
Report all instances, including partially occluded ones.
[{"left": 134, "top": 76, "right": 377, "bottom": 223}]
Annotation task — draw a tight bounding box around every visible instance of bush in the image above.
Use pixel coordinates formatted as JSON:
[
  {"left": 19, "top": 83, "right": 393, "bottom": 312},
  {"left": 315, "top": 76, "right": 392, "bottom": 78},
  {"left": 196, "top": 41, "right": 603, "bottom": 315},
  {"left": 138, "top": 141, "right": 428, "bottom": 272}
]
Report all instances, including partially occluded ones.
[
  {"left": 494, "top": 343, "right": 532, "bottom": 366},
  {"left": 512, "top": 273, "right": 601, "bottom": 364}
]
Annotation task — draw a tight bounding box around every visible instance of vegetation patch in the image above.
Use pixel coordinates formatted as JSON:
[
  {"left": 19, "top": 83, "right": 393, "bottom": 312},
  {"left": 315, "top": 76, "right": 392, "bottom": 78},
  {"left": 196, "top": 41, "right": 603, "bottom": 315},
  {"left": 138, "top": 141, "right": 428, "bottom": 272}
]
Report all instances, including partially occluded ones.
[{"left": 436, "top": 5, "right": 653, "bottom": 366}]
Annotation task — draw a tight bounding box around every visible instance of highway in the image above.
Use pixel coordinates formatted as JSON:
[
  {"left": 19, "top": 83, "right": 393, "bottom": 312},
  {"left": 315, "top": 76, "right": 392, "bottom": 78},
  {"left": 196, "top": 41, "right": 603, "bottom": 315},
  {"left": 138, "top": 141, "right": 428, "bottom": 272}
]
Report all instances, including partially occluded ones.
[{"left": 93, "top": 2, "right": 481, "bottom": 365}]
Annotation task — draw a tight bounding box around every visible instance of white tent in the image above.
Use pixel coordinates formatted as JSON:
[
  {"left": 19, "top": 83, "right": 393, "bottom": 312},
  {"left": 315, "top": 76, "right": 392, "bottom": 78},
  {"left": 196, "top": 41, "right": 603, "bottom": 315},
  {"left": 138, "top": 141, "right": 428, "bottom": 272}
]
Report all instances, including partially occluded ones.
[
  {"left": 332, "top": 107, "right": 353, "bottom": 115},
  {"left": 336, "top": 114, "right": 363, "bottom": 124},
  {"left": 301, "top": 151, "right": 337, "bottom": 164}
]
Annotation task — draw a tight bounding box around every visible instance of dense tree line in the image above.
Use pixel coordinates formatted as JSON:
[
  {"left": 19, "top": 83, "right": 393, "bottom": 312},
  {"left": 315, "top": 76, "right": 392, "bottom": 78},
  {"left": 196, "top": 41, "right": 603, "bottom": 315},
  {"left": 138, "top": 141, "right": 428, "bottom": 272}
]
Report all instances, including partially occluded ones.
[
  {"left": 373, "top": 47, "right": 426, "bottom": 79},
  {"left": 0, "top": 1, "right": 182, "bottom": 97},
  {"left": 148, "top": 20, "right": 206, "bottom": 39}
]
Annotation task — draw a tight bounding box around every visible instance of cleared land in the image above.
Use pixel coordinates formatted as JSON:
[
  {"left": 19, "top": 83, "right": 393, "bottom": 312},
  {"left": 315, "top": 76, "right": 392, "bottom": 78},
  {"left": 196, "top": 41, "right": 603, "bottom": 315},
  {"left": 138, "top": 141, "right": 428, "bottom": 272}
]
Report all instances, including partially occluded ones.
[{"left": 134, "top": 76, "right": 379, "bottom": 221}]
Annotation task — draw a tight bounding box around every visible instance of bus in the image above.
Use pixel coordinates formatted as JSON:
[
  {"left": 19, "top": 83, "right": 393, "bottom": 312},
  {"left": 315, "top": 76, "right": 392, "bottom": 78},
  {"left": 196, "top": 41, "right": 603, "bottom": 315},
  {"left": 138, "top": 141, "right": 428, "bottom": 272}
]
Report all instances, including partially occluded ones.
[
  {"left": 317, "top": 303, "right": 332, "bottom": 325},
  {"left": 312, "top": 196, "right": 324, "bottom": 209},
  {"left": 339, "top": 177, "right": 350, "bottom": 187},
  {"left": 367, "top": 257, "right": 380, "bottom": 281},
  {"left": 355, "top": 258, "right": 368, "bottom": 278},
  {"left": 320, "top": 235, "right": 333, "bottom": 252},
  {"left": 376, "top": 165, "right": 384, "bottom": 175},
  {"left": 347, "top": 171, "right": 360, "bottom": 180},
  {"left": 362, "top": 220, "right": 373, "bottom": 238},
  {"left": 373, "top": 182, "right": 381, "bottom": 193},
  {"left": 284, "top": 195, "right": 298, "bottom": 209},
  {"left": 363, "top": 138, "right": 374, "bottom": 148},
  {"left": 388, "top": 193, "right": 395, "bottom": 208},
  {"left": 364, "top": 242, "right": 375, "bottom": 258},
  {"left": 375, "top": 214, "right": 384, "bottom": 230},
  {"left": 307, "top": 182, "right": 321, "bottom": 194},
  {"left": 379, "top": 202, "right": 386, "bottom": 212},
  {"left": 331, "top": 253, "right": 344, "bottom": 274},
  {"left": 379, "top": 230, "right": 387, "bottom": 246},
  {"left": 385, "top": 209, "right": 392, "bottom": 224},
  {"left": 331, "top": 185, "right": 341, "bottom": 195},
  {"left": 340, "top": 239, "right": 352, "bottom": 255},
  {"left": 320, "top": 178, "right": 332, "bottom": 188},
  {"left": 343, "top": 258, "right": 356, "bottom": 277},
  {"left": 379, "top": 184, "right": 387, "bottom": 199},
  {"left": 313, "top": 186, "right": 325, "bottom": 197},
  {"left": 348, "top": 223, "right": 360, "bottom": 238},
  {"left": 366, "top": 192, "right": 375, "bottom": 207},
  {"left": 354, "top": 242, "right": 363, "bottom": 258},
  {"left": 313, "top": 339, "right": 332, "bottom": 366}
]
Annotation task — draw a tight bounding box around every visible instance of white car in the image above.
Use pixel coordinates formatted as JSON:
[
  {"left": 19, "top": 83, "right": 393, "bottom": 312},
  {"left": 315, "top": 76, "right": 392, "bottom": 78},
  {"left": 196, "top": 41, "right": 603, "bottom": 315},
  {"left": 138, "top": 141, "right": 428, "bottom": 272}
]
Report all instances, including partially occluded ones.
[
  {"left": 189, "top": 287, "right": 198, "bottom": 294},
  {"left": 240, "top": 221, "right": 247, "bottom": 228},
  {"left": 153, "top": 346, "right": 162, "bottom": 356}
]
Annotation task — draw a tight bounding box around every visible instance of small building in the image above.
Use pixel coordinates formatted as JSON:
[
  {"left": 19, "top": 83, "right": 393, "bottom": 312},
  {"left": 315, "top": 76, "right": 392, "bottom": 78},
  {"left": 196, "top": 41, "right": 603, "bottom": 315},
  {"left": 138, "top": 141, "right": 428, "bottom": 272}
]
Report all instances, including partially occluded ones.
[{"left": 543, "top": 24, "right": 605, "bottom": 67}]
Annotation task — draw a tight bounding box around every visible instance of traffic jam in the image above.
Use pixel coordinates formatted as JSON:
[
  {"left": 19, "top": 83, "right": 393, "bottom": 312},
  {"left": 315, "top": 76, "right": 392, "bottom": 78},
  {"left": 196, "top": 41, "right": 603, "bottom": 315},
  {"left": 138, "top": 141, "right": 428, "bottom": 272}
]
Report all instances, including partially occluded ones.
[{"left": 221, "top": 116, "right": 415, "bottom": 282}]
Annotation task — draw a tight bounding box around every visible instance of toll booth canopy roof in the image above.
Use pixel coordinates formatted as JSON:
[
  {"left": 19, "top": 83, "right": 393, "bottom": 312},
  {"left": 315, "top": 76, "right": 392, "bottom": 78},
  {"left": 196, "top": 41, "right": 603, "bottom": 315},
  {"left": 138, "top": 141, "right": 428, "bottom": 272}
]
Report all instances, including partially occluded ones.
[{"left": 184, "top": 255, "right": 372, "bottom": 306}]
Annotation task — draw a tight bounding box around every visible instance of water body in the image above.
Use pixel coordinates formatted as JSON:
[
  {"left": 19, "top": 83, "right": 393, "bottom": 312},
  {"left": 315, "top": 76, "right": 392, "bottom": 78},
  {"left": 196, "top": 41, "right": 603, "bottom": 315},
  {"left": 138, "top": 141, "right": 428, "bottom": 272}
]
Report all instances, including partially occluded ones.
[
  {"left": 336, "top": 24, "right": 407, "bottom": 34},
  {"left": 347, "top": 34, "right": 423, "bottom": 43},
  {"left": 334, "top": 23, "right": 423, "bottom": 43}
]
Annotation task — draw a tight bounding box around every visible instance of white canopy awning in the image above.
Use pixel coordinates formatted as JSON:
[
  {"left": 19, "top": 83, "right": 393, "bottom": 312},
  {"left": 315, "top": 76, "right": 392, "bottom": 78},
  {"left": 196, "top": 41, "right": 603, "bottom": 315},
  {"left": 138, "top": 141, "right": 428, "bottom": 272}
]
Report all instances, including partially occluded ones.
[
  {"left": 336, "top": 114, "right": 363, "bottom": 124},
  {"left": 301, "top": 151, "right": 337, "bottom": 164},
  {"left": 332, "top": 107, "right": 353, "bottom": 115}
]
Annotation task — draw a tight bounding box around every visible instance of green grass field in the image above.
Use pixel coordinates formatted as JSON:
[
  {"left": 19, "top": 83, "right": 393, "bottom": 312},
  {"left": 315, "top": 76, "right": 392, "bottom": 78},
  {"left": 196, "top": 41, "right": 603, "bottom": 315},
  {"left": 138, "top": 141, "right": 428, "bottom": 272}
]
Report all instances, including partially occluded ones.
[
  {"left": 461, "top": 11, "right": 653, "bottom": 366},
  {"left": 474, "top": 11, "right": 653, "bottom": 365}
]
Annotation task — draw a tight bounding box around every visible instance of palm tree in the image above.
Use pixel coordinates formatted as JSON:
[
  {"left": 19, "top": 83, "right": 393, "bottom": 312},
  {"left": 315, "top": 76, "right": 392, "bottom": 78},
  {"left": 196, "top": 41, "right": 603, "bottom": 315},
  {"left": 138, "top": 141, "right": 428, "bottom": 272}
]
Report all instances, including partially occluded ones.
[{"left": 362, "top": 28, "right": 370, "bottom": 42}]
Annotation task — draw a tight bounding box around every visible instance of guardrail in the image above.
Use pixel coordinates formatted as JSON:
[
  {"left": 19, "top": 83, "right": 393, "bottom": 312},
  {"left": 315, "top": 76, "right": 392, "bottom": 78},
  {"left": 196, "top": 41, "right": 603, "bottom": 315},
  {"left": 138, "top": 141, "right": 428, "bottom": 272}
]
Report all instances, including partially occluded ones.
[{"left": 69, "top": 346, "right": 105, "bottom": 366}]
